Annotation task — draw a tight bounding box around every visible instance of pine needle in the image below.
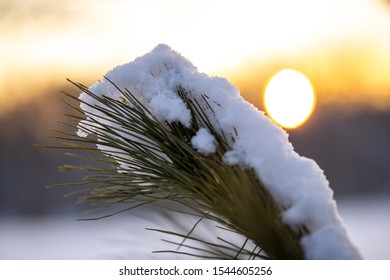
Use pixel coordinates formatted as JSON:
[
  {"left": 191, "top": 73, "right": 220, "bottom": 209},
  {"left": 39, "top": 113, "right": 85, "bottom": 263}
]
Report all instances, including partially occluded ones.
[{"left": 49, "top": 78, "right": 307, "bottom": 259}]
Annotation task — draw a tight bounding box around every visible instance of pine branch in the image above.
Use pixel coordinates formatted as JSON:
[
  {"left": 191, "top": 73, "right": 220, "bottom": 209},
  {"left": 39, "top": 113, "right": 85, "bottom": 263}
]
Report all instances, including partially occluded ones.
[
  {"left": 44, "top": 44, "right": 361, "bottom": 260},
  {"left": 50, "top": 77, "right": 307, "bottom": 259}
]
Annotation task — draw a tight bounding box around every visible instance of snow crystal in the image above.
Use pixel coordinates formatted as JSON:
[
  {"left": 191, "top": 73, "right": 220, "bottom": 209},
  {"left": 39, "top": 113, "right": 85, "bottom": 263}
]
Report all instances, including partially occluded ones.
[
  {"left": 191, "top": 128, "right": 217, "bottom": 155},
  {"left": 77, "top": 44, "right": 361, "bottom": 259}
]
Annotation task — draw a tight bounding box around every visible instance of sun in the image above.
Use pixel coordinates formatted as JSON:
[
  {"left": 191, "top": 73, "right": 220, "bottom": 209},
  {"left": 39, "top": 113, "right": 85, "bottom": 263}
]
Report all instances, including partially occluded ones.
[{"left": 263, "top": 69, "right": 316, "bottom": 129}]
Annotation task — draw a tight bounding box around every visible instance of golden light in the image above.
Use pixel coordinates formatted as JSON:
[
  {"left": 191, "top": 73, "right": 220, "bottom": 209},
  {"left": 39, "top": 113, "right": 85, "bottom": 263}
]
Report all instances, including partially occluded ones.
[
  {"left": 1, "top": 0, "right": 390, "bottom": 116},
  {"left": 264, "top": 69, "right": 316, "bottom": 129}
]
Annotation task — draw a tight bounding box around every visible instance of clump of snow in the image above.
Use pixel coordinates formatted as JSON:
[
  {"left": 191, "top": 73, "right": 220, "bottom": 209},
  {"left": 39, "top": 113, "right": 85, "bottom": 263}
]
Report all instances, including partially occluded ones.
[
  {"left": 191, "top": 128, "right": 217, "bottom": 155},
  {"left": 77, "top": 44, "right": 361, "bottom": 259},
  {"left": 78, "top": 44, "right": 194, "bottom": 132},
  {"left": 149, "top": 91, "right": 191, "bottom": 127},
  {"left": 301, "top": 225, "right": 362, "bottom": 260}
]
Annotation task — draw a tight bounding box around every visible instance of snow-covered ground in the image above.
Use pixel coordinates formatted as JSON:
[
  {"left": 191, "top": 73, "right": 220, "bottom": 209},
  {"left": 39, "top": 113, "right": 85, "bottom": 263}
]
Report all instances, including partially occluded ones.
[{"left": 0, "top": 195, "right": 389, "bottom": 260}]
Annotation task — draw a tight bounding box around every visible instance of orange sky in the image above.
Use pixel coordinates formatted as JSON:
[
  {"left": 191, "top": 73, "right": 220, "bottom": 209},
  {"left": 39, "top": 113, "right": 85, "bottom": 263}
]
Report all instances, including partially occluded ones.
[{"left": 1, "top": 0, "right": 390, "bottom": 117}]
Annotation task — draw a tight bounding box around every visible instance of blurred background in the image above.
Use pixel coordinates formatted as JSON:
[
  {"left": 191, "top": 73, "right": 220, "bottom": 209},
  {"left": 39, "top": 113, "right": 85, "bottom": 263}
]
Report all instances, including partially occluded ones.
[{"left": 0, "top": 0, "right": 389, "bottom": 259}]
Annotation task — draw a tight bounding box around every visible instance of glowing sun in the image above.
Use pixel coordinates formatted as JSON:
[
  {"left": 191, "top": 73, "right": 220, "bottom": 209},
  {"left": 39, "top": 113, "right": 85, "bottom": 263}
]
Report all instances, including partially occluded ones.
[{"left": 264, "top": 69, "right": 316, "bottom": 129}]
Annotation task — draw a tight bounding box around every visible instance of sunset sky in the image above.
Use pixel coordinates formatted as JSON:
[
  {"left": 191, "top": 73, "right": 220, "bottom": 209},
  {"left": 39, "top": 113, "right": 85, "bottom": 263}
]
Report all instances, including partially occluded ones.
[{"left": 1, "top": 0, "right": 390, "bottom": 116}]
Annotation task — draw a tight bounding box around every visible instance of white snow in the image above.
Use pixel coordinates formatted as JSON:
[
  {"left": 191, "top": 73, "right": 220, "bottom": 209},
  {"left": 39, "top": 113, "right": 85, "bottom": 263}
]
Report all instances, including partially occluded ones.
[
  {"left": 149, "top": 91, "right": 191, "bottom": 126},
  {"left": 79, "top": 44, "right": 195, "bottom": 130},
  {"left": 191, "top": 128, "right": 217, "bottom": 155},
  {"left": 77, "top": 44, "right": 361, "bottom": 259}
]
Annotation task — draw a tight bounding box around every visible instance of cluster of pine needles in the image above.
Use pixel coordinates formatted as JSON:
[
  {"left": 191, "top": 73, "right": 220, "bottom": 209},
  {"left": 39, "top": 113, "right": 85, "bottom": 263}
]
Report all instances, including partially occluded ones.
[{"left": 47, "top": 78, "right": 307, "bottom": 259}]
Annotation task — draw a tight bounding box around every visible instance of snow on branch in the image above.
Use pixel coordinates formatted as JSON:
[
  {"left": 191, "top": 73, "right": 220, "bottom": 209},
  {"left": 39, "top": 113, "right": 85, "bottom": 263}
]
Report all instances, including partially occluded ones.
[{"left": 64, "top": 44, "right": 360, "bottom": 259}]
